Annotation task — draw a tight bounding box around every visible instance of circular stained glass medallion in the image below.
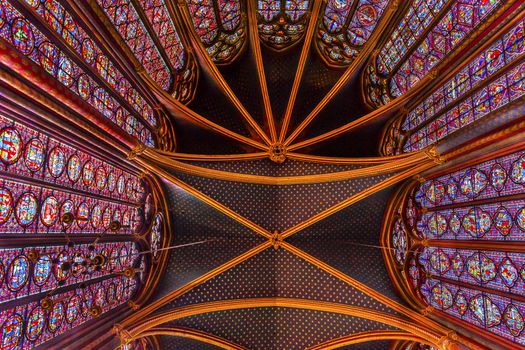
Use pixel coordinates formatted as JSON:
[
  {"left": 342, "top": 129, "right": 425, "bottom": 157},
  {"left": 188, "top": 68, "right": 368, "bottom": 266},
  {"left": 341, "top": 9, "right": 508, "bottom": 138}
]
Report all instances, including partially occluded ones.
[
  {"left": 81, "top": 38, "right": 95, "bottom": 64},
  {"left": 77, "top": 74, "right": 91, "bottom": 100},
  {"left": 66, "top": 295, "right": 81, "bottom": 324},
  {"left": 7, "top": 255, "right": 29, "bottom": 291},
  {"left": 82, "top": 161, "right": 95, "bottom": 187},
  {"left": 40, "top": 196, "right": 59, "bottom": 226},
  {"left": 26, "top": 306, "right": 45, "bottom": 341},
  {"left": 11, "top": 19, "right": 35, "bottom": 55},
  {"left": 48, "top": 147, "right": 66, "bottom": 177},
  {"left": 95, "top": 166, "right": 107, "bottom": 191},
  {"left": 33, "top": 254, "right": 51, "bottom": 286},
  {"left": 0, "top": 188, "right": 13, "bottom": 224},
  {"left": 102, "top": 207, "right": 112, "bottom": 228},
  {"left": 0, "top": 127, "right": 22, "bottom": 164},
  {"left": 1, "top": 314, "right": 23, "bottom": 348},
  {"left": 91, "top": 204, "right": 102, "bottom": 228},
  {"left": 57, "top": 55, "right": 74, "bottom": 87},
  {"left": 67, "top": 155, "right": 82, "bottom": 183},
  {"left": 24, "top": 138, "right": 45, "bottom": 172},
  {"left": 76, "top": 202, "right": 89, "bottom": 228},
  {"left": 16, "top": 192, "right": 38, "bottom": 226},
  {"left": 107, "top": 172, "right": 116, "bottom": 192},
  {"left": 117, "top": 175, "right": 125, "bottom": 195},
  {"left": 48, "top": 302, "right": 64, "bottom": 333}
]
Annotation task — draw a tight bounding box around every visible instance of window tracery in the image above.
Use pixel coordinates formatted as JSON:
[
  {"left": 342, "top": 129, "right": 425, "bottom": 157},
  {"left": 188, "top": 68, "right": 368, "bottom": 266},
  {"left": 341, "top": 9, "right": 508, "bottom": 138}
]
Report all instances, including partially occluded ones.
[
  {"left": 384, "top": 149, "right": 525, "bottom": 347},
  {"left": 185, "top": 0, "right": 246, "bottom": 63},
  {"left": 316, "top": 0, "right": 389, "bottom": 66},
  {"left": 257, "top": 0, "right": 311, "bottom": 50},
  {"left": 23, "top": 0, "right": 159, "bottom": 128},
  {"left": 380, "top": 16, "right": 525, "bottom": 155},
  {"left": 134, "top": 0, "right": 198, "bottom": 103},
  {"left": 0, "top": 109, "right": 156, "bottom": 349},
  {"left": 0, "top": 0, "right": 156, "bottom": 146},
  {"left": 364, "top": 0, "right": 505, "bottom": 108}
]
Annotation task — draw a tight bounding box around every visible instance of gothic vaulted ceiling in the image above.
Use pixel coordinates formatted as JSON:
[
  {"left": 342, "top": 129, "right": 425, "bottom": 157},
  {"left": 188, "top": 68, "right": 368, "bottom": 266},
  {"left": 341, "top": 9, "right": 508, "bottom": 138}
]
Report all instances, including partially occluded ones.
[{"left": 0, "top": 0, "right": 524, "bottom": 349}]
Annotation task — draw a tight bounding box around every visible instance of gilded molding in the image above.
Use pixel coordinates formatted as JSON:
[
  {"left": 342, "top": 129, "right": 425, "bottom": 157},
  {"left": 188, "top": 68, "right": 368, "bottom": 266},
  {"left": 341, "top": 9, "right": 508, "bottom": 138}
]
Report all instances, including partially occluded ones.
[
  {"left": 128, "top": 298, "right": 447, "bottom": 344},
  {"left": 283, "top": 1, "right": 403, "bottom": 146},
  {"left": 278, "top": 0, "right": 322, "bottom": 143},
  {"left": 134, "top": 326, "right": 247, "bottom": 350},
  {"left": 246, "top": 0, "right": 277, "bottom": 142}
]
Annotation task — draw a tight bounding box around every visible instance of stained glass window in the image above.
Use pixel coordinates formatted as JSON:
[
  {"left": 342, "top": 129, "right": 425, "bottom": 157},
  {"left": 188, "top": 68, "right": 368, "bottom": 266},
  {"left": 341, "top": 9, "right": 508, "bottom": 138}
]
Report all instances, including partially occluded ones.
[
  {"left": 186, "top": 0, "right": 245, "bottom": 63},
  {"left": 365, "top": 0, "right": 505, "bottom": 107},
  {"left": 94, "top": 0, "right": 172, "bottom": 91},
  {"left": 24, "top": 0, "right": 158, "bottom": 128},
  {"left": 257, "top": 0, "right": 311, "bottom": 50},
  {"left": 381, "top": 17, "right": 525, "bottom": 155},
  {"left": 133, "top": 0, "right": 198, "bottom": 103},
  {"left": 0, "top": 0, "right": 156, "bottom": 146},
  {"left": 0, "top": 276, "right": 137, "bottom": 349},
  {"left": 388, "top": 148, "right": 525, "bottom": 346},
  {"left": 317, "top": 0, "right": 388, "bottom": 65},
  {"left": 0, "top": 107, "right": 155, "bottom": 348}
]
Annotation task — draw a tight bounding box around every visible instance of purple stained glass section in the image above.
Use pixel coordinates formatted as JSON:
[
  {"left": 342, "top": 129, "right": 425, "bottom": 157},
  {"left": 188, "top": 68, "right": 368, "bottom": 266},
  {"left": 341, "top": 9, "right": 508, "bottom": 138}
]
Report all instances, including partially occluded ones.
[
  {"left": 0, "top": 276, "right": 137, "bottom": 349},
  {"left": 187, "top": 0, "right": 245, "bottom": 62},
  {"left": 403, "top": 20, "right": 525, "bottom": 134},
  {"left": 391, "top": 0, "right": 504, "bottom": 98},
  {"left": 318, "top": 0, "right": 388, "bottom": 65},
  {"left": 95, "top": 0, "right": 172, "bottom": 91},
  {"left": 0, "top": 0, "right": 155, "bottom": 146}
]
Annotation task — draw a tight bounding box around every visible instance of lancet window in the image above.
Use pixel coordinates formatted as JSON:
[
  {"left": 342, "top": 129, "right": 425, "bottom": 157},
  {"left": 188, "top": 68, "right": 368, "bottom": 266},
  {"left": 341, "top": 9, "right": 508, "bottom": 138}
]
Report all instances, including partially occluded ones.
[
  {"left": 380, "top": 16, "right": 525, "bottom": 156},
  {"left": 257, "top": 0, "right": 310, "bottom": 50},
  {"left": 0, "top": 109, "right": 154, "bottom": 349},
  {"left": 364, "top": 0, "right": 505, "bottom": 108},
  {"left": 185, "top": 0, "right": 246, "bottom": 63},
  {"left": 385, "top": 148, "right": 525, "bottom": 347},
  {"left": 317, "top": 0, "right": 389, "bottom": 66}
]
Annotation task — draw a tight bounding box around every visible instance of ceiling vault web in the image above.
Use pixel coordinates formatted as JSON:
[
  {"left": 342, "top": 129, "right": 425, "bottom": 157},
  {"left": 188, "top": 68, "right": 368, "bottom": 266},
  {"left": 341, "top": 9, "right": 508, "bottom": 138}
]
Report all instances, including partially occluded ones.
[
  {"left": 247, "top": 0, "right": 277, "bottom": 143},
  {"left": 121, "top": 298, "right": 453, "bottom": 348},
  {"left": 278, "top": 0, "right": 322, "bottom": 143},
  {"left": 306, "top": 330, "right": 433, "bottom": 350},
  {"left": 131, "top": 326, "right": 248, "bottom": 350},
  {"left": 282, "top": 1, "right": 402, "bottom": 147},
  {"left": 176, "top": 1, "right": 272, "bottom": 146}
]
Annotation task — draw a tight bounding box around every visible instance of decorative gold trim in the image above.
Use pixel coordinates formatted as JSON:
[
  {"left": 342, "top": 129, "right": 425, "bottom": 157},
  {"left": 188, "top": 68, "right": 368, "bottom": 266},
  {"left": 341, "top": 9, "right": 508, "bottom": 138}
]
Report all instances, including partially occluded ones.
[
  {"left": 128, "top": 298, "right": 446, "bottom": 345},
  {"left": 152, "top": 150, "right": 268, "bottom": 161},
  {"left": 283, "top": 2, "right": 402, "bottom": 146},
  {"left": 280, "top": 160, "right": 436, "bottom": 238},
  {"left": 278, "top": 0, "right": 322, "bottom": 143},
  {"left": 176, "top": 1, "right": 272, "bottom": 146},
  {"left": 135, "top": 157, "right": 273, "bottom": 238},
  {"left": 247, "top": 0, "right": 277, "bottom": 143},
  {"left": 141, "top": 147, "right": 431, "bottom": 185},
  {"left": 307, "top": 330, "right": 433, "bottom": 350},
  {"left": 138, "top": 70, "right": 268, "bottom": 151},
  {"left": 287, "top": 151, "right": 420, "bottom": 164},
  {"left": 281, "top": 243, "right": 452, "bottom": 336},
  {"left": 133, "top": 326, "right": 247, "bottom": 350},
  {"left": 287, "top": 75, "right": 432, "bottom": 151}
]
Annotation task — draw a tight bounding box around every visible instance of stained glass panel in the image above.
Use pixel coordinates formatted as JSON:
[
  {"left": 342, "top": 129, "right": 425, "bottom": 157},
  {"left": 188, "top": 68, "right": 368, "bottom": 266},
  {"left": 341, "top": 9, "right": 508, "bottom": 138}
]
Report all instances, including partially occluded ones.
[
  {"left": 318, "top": 0, "right": 388, "bottom": 65},
  {"left": 0, "top": 0, "right": 156, "bottom": 145},
  {"left": 95, "top": 0, "right": 172, "bottom": 91},
  {"left": 187, "top": 0, "right": 245, "bottom": 62},
  {"left": 257, "top": 0, "right": 310, "bottom": 50}
]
